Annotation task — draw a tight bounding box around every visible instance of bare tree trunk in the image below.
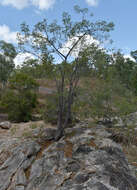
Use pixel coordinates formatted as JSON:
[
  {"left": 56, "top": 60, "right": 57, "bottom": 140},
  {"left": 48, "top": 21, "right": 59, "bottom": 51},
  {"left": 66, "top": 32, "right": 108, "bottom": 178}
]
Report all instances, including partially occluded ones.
[
  {"left": 55, "top": 108, "right": 64, "bottom": 140},
  {"left": 55, "top": 69, "right": 65, "bottom": 140},
  {"left": 63, "top": 82, "right": 73, "bottom": 129},
  {"left": 55, "top": 60, "right": 80, "bottom": 140},
  {"left": 63, "top": 63, "right": 80, "bottom": 130}
]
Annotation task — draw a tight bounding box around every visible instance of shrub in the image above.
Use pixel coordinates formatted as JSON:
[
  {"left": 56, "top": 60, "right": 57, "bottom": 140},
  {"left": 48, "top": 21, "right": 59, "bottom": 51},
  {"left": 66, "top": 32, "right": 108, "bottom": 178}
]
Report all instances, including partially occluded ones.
[
  {"left": 43, "top": 94, "right": 58, "bottom": 125},
  {"left": 1, "top": 72, "right": 38, "bottom": 122},
  {"left": 74, "top": 78, "right": 137, "bottom": 124},
  {"left": 43, "top": 93, "right": 78, "bottom": 125},
  {"left": 1, "top": 90, "right": 37, "bottom": 122}
]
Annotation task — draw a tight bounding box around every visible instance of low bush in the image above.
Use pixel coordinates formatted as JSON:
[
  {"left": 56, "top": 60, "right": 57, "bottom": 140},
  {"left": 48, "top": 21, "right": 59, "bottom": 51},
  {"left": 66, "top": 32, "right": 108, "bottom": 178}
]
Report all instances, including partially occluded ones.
[
  {"left": 1, "top": 90, "right": 37, "bottom": 122},
  {"left": 43, "top": 93, "right": 78, "bottom": 125},
  {"left": 1, "top": 72, "right": 38, "bottom": 122},
  {"left": 43, "top": 94, "right": 58, "bottom": 125}
]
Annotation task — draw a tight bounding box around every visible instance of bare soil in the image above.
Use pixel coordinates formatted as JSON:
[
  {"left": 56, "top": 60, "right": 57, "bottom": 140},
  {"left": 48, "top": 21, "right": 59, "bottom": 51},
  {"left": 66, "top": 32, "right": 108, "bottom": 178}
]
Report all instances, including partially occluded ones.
[{"left": 0, "top": 120, "right": 56, "bottom": 139}]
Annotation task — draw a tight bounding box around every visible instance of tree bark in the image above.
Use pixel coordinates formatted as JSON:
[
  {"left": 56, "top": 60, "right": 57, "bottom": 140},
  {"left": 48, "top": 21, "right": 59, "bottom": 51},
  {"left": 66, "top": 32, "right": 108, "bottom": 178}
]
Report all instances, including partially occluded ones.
[{"left": 55, "top": 68, "right": 65, "bottom": 140}]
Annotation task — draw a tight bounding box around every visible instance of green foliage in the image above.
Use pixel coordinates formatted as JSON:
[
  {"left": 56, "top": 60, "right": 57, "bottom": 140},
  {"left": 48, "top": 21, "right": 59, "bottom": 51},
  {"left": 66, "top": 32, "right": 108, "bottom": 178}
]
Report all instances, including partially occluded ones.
[
  {"left": 1, "top": 89, "right": 37, "bottom": 122},
  {"left": 0, "top": 40, "right": 17, "bottom": 59},
  {"left": 114, "top": 95, "right": 137, "bottom": 116},
  {"left": 1, "top": 72, "right": 38, "bottom": 122},
  {"left": 43, "top": 92, "right": 77, "bottom": 125},
  {"left": 19, "top": 55, "right": 54, "bottom": 79},
  {"left": 78, "top": 44, "right": 112, "bottom": 78},
  {"left": 43, "top": 94, "right": 58, "bottom": 125},
  {"left": 74, "top": 77, "right": 137, "bottom": 123},
  {"left": 0, "top": 41, "right": 16, "bottom": 85},
  {"left": 131, "top": 50, "right": 137, "bottom": 62},
  {"left": 112, "top": 51, "right": 137, "bottom": 94},
  {"left": 9, "top": 72, "right": 38, "bottom": 91}
]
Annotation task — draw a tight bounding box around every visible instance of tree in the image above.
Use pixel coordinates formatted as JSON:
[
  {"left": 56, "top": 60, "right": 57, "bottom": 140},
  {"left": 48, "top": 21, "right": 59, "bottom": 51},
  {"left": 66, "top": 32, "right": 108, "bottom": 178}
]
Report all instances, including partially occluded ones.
[
  {"left": 18, "top": 6, "right": 114, "bottom": 140},
  {"left": 111, "top": 51, "right": 137, "bottom": 94},
  {"left": 74, "top": 51, "right": 137, "bottom": 126},
  {"left": 20, "top": 57, "right": 53, "bottom": 78},
  {"left": 131, "top": 50, "right": 137, "bottom": 62},
  {"left": 0, "top": 41, "right": 17, "bottom": 87}
]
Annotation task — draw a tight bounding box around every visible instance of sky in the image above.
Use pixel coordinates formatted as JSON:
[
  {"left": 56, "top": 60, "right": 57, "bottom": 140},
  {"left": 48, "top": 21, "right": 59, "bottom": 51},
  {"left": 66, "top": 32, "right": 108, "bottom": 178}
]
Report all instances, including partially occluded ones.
[{"left": 0, "top": 0, "right": 136, "bottom": 63}]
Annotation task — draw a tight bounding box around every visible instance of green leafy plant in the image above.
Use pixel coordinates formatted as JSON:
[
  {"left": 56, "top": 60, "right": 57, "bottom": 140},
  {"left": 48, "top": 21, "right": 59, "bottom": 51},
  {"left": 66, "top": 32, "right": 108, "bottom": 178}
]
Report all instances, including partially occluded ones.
[
  {"left": 75, "top": 77, "right": 137, "bottom": 125},
  {"left": 43, "top": 94, "right": 58, "bottom": 125},
  {"left": 0, "top": 40, "right": 16, "bottom": 86},
  {"left": 43, "top": 93, "right": 78, "bottom": 125},
  {"left": 1, "top": 72, "right": 38, "bottom": 122}
]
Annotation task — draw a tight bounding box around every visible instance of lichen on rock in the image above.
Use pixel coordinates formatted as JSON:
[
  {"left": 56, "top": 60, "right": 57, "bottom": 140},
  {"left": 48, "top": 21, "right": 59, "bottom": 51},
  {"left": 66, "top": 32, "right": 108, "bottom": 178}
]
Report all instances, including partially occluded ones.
[{"left": 0, "top": 121, "right": 137, "bottom": 190}]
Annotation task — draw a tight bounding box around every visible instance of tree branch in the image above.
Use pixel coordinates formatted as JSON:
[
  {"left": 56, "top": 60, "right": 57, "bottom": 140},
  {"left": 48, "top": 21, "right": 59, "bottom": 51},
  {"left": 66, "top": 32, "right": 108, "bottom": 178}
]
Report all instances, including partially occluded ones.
[{"left": 65, "top": 33, "right": 87, "bottom": 59}]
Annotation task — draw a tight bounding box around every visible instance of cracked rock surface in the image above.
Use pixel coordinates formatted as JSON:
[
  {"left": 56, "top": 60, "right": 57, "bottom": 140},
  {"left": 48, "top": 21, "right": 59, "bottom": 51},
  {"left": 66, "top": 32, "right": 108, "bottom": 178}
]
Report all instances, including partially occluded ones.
[{"left": 0, "top": 122, "right": 137, "bottom": 190}]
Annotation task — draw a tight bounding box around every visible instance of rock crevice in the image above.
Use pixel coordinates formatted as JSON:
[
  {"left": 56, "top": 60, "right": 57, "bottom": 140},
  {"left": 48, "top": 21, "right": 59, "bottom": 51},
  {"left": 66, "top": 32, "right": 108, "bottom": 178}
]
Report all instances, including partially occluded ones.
[{"left": 0, "top": 122, "right": 137, "bottom": 190}]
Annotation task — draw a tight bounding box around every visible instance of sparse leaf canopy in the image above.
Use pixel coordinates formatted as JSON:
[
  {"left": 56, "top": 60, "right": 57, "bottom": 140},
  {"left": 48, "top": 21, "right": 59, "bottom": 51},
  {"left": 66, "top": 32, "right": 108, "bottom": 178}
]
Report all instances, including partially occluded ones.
[
  {"left": 131, "top": 50, "right": 137, "bottom": 62},
  {"left": 18, "top": 5, "right": 114, "bottom": 63},
  {"left": 0, "top": 40, "right": 17, "bottom": 59},
  {"left": 0, "top": 41, "right": 16, "bottom": 84}
]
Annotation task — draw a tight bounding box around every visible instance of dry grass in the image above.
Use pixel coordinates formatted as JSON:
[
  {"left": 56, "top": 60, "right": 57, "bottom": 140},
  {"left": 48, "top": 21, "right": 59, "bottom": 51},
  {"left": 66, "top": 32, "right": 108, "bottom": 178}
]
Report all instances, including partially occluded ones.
[
  {"left": 89, "top": 140, "right": 98, "bottom": 148},
  {"left": 108, "top": 126, "right": 137, "bottom": 146},
  {"left": 37, "top": 79, "right": 56, "bottom": 88},
  {"left": 0, "top": 121, "right": 56, "bottom": 140},
  {"left": 24, "top": 165, "right": 32, "bottom": 180},
  {"left": 123, "top": 145, "right": 137, "bottom": 163},
  {"left": 122, "top": 145, "right": 137, "bottom": 177},
  {"left": 0, "top": 150, "right": 12, "bottom": 165},
  {"left": 64, "top": 140, "right": 73, "bottom": 158},
  {"left": 34, "top": 140, "right": 53, "bottom": 164},
  {"left": 107, "top": 126, "right": 137, "bottom": 177}
]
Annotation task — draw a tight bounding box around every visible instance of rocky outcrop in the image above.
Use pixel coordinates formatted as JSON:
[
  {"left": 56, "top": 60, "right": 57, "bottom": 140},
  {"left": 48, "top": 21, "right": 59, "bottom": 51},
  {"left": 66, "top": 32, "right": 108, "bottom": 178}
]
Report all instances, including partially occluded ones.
[
  {"left": 0, "top": 122, "right": 137, "bottom": 190},
  {"left": 111, "top": 112, "right": 137, "bottom": 129},
  {"left": 0, "top": 121, "right": 11, "bottom": 129}
]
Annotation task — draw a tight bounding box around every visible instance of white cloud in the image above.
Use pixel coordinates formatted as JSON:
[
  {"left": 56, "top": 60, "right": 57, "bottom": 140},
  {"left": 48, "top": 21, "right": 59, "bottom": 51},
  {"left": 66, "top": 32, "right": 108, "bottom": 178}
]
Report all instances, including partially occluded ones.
[
  {"left": 0, "top": 0, "right": 55, "bottom": 10},
  {"left": 0, "top": 25, "right": 17, "bottom": 44},
  {"left": 85, "top": 0, "right": 99, "bottom": 6},
  {"left": 124, "top": 54, "right": 135, "bottom": 62},
  {"left": 60, "top": 34, "right": 99, "bottom": 58},
  {"left": 31, "top": 0, "right": 55, "bottom": 10},
  {"left": 1, "top": 0, "right": 29, "bottom": 9},
  {"left": 14, "top": 53, "right": 35, "bottom": 66}
]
